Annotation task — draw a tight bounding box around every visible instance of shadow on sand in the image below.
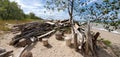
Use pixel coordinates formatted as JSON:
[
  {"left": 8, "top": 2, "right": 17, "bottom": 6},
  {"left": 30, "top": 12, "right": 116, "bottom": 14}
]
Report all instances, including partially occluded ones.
[{"left": 76, "top": 46, "right": 117, "bottom": 57}]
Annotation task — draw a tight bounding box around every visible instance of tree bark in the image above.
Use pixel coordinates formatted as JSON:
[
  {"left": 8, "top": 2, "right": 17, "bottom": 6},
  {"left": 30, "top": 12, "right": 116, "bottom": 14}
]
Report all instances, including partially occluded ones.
[{"left": 74, "top": 33, "right": 78, "bottom": 51}]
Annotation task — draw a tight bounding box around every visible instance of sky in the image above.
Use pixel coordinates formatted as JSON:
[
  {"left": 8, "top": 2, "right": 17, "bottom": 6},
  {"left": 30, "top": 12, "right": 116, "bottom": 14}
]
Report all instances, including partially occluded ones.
[
  {"left": 9, "top": 0, "right": 69, "bottom": 20},
  {"left": 9, "top": 0, "right": 119, "bottom": 20}
]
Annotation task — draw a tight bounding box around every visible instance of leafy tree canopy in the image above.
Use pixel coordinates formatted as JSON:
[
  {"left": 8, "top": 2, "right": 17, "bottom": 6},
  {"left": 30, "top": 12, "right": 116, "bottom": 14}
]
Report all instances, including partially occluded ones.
[
  {"left": 0, "top": 0, "right": 41, "bottom": 20},
  {"left": 45, "top": 0, "right": 120, "bottom": 30}
]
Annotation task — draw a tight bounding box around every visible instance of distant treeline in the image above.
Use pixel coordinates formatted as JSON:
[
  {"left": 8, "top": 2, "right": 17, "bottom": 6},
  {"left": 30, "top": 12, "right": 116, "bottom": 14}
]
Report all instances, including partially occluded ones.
[
  {"left": 0, "top": 0, "right": 41, "bottom": 20},
  {"left": 95, "top": 19, "right": 120, "bottom": 26}
]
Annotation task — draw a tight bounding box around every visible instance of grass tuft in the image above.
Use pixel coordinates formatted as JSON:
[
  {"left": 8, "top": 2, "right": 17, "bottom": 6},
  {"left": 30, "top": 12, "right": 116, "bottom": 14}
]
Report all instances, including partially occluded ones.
[
  {"left": 0, "top": 26, "right": 11, "bottom": 31},
  {"left": 100, "top": 38, "right": 111, "bottom": 46},
  {"left": 0, "top": 19, "right": 43, "bottom": 31}
]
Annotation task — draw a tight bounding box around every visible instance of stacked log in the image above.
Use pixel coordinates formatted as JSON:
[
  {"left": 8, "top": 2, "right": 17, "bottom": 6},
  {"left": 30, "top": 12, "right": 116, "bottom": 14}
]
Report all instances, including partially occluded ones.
[
  {"left": 10, "top": 22, "right": 56, "bottom": 47},
  {"left": 10, "top": 20, "right": 71, "bottom": 47},
  {"left": 15, "top": 38, "right": 32, "bottom": 47}
]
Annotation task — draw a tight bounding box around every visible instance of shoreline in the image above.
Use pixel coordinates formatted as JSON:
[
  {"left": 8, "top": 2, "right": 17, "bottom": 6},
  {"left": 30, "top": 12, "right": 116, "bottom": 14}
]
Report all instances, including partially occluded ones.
[
  {"left": 92, "top": 27, "right": 120, "bottom": 35},
  {"left": 91, "top": 23, "right": 120, "bottom": 35},
  {"left": 92, "top": 28, "right": 120, "bottom": 45}
]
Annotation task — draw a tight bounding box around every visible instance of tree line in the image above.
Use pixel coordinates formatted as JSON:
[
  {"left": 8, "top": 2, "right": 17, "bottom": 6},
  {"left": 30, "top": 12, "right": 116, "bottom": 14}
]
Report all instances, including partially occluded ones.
[{"left": 0, "top": 0, "right": 41, "bottom": 20}]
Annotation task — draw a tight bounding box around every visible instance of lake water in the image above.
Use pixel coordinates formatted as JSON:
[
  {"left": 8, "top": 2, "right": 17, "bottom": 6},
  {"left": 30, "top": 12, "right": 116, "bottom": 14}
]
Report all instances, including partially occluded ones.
[{"left": 91, "top": 23, "right": 120, "bottom": 34}]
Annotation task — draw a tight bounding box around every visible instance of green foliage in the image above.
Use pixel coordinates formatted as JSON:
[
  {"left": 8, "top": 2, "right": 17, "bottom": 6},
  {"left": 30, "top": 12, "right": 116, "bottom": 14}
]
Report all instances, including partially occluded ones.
[
  {"left": 63, "top": 27, "right": 71, "bottom": 34},
  {"left": 79, "top": 0, "right": 120, "bottom": 30},
  {"left": 25, "top": 12, "right": 40, "bottom": 19},
  {"left": 100, "top": 38, "right": 111, "bottom": 46},
  {"left": 117, "top": 20, "right": 120, "bottom": 24},
  {"left": 0, "top": 26, "right": 11, "bottom": 31},
  {"left": 0, "top": 23, "right": 11, "bottom": 31},
  {"left": 103, "top": 40, "right": 111, "bottom": 46},
  {"left": 0, "top": 0, "right": 41, "bottom": 20}
]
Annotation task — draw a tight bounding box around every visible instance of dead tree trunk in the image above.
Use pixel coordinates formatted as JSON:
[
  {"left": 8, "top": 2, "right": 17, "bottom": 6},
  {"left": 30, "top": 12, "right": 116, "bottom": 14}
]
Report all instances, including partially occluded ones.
[{"left": 83, "top": 21, "right": 97, "bottom": 57}]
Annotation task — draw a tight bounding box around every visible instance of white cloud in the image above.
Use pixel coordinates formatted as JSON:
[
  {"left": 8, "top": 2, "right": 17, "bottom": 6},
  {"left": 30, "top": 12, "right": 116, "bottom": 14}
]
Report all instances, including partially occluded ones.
[
  {"left": 9, "top": 0, "right": 69, "bottom": 19},
  {"left": 9, "top": 0, "right": 104, "bottom": 20}
]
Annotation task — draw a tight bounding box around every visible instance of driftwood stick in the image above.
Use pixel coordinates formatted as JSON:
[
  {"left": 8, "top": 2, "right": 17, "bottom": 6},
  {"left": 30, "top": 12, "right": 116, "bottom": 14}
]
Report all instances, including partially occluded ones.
[
  {"left": 0, "top": 50, "right": 13, "bottom": 57},
  {"left": 94, "top": 32, "right": 100, "bottom": 40},
  {"left": 93, "top": 32, "right": 100, "bottom": 47},
  {"left": 17, "top": 45, "right": 29, "bottom": 57},
  {"left": 38, "top": 30, "right": 55, "bottom": 39}
]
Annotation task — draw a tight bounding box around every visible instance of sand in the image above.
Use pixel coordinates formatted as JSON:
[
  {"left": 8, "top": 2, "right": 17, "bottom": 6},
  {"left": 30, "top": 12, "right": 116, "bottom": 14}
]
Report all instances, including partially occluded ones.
[
  {"left": 0, "top": 28, "right": 120, "bottom": 57},
  {"left": 92, "top": 28, "right": 120, "bottom": 47},
  {"left": 0, "top": 32, "right": 83, "bottom": 57}
]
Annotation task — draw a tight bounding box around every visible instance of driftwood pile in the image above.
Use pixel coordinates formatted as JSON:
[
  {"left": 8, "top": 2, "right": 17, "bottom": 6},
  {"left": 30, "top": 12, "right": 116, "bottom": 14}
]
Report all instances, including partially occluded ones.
[
  {"left": 73, "top": 22, "right": 101, "bottom": 57},
  {"left": 10, "top": 22, "right": 56, "bottom": 47},
  {"left": 73, "top": 21, "right": 117, "bottom": 57},
  {"left": 9, "top": 20, "right": 70, "bottom": 47},
  {"left": 8, "top": 19, "right": 117, "bottom": 57}
]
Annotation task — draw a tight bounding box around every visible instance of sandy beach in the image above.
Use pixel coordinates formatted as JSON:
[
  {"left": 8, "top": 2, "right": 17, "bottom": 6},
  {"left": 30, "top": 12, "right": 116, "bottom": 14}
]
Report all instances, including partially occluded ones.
[
  {"left": 92, "top": 28, "right": 120, "bottom": 45},
  {"left": 0, "top": 32, "right": 83, "bottom": 57},
  {"left": 0, "top": 27, "right": 120, "bottom": 57},
  {"left": 91, "top": 23, "right": 120, "bottom": 46}
]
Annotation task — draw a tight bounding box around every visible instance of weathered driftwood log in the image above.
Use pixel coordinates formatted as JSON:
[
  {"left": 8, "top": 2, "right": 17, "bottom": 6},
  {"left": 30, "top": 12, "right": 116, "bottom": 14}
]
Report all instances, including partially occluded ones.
[
  {"left": 42, "top": 38, "right": 49, "bottom": 46},
  {"left": 85, "top": 21, "right": 94, "bottom": 56},
  {"left": 0, "top": 48, "right": 6, "bottom": 54},
  {"left": 18, "top": 45, "right": 30, "bottom": 57},
  {"left": 11, "top": 22, "right": 55, "bottom": 45},
  {"left": 10, "top": 20, "right": 71, "bottom": 46},
  {"left": 15, "top": 38, "right": 27, "bottom": 47},
  {"left": 65, "top": 36, "right": 72, "bottom": 46},
  {"left": 0, "top": 50, "right": 13, "bottom": 57},
  {"left": 38, "top": 30, "right": 55, "bottom": 40},
  {"left": 10, "top": 28, "right": 55, "bottom": 47},
  {"left": 94, "top": 32, "right": 100, "bottom": 40},
  {"left": 9, "top": 38, "right": 19, "bottom": 46},
  {"left": 15, "top": 39, "right": 32, "bottom": 47},
  {"left": 93, "top": 32, "right": 100, "bottom": 48}
]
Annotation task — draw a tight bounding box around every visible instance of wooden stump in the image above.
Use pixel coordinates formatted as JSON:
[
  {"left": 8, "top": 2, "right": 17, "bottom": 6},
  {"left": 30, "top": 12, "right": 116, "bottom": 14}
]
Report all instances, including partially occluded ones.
[
  {"left": 21, "top": 51, "right": 33, "bottom": 57},
  {"left": 42, "top": 38, "right": 49, "bottom": 46},
  {"left": 55, "top": 31, "right": 63, "bottom": 40},
  {"left": 65, "top": 36, "right": 72, "bottom": 46}
]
